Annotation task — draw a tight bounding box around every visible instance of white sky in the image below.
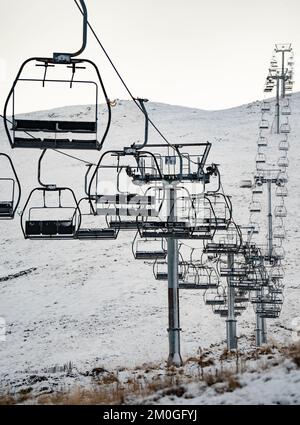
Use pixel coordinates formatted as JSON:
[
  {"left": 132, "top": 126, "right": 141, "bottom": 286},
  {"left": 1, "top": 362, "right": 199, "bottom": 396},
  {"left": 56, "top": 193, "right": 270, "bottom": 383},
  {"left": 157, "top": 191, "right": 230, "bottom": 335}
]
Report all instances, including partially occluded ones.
[{"left": 0, "top": 0, "right": 299, "bottom": 112}]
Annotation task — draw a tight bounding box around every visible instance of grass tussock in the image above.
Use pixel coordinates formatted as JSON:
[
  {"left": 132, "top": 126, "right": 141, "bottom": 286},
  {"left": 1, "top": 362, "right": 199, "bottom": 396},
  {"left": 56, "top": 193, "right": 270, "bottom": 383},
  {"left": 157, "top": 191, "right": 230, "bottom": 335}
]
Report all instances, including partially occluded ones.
[{"left": 284, "top": 342, "right": 300, "bottom": 367}]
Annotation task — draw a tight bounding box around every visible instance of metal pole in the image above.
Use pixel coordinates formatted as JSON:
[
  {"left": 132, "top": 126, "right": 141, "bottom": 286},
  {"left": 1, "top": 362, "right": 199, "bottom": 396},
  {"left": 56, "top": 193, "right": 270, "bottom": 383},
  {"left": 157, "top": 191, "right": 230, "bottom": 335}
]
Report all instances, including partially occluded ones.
[
  {"left": 259, "top": 180, "right": 273, "bottom": 345},
  {"left": 255, "top": 300, "right": 262, "bottom": 347},
  {"left": 281, "top": 51, "right": 285, "bottom": 98},
  {"left": 167, "top": 185, "right": 182, "bottom": 366},
  {"left": 260, "top": 303, "right": 267, "bottom": 344},
  {"left": 226, "top": 252, "right": 237, "bottom": 350},
  {"left": 54, "top": 0, "right": 88, "bottom": 62},
  {"left": 276, "top": 78, "right": 280, "bottom": 134},
  {"left": 267, "top": 180, "right": 273, "bottom": 258}
]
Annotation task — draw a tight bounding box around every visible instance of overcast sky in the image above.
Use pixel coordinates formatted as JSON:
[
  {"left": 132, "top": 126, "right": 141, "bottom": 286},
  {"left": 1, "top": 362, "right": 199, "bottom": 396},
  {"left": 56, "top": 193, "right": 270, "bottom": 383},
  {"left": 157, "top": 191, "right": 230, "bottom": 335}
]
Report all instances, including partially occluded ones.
[{"left": 0, "top": 0, "right": 299, "bottom": 112}]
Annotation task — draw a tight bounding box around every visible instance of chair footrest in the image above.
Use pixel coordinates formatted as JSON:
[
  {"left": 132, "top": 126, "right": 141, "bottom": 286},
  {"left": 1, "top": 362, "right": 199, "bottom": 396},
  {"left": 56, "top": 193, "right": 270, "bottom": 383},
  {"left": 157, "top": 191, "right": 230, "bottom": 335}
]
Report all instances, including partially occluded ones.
[{"left": 14, "top": 138, "right": 99, "bottom": 150}]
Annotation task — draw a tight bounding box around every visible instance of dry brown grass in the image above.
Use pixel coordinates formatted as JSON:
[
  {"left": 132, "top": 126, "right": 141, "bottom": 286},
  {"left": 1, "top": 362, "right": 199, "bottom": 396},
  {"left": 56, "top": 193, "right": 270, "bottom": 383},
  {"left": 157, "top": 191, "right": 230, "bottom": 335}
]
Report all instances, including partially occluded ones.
[
  {"left": 284, "top": 342, "right": 300, "bottom": 367},
  {"left": 36, "top": 374, "right": 186, "bottom": 405},
  {"left": 2, "top": 341, "right": 298, "bottom": 405},
  {"left": 0, "top": 395, "right": 16, "bottom": 405}
]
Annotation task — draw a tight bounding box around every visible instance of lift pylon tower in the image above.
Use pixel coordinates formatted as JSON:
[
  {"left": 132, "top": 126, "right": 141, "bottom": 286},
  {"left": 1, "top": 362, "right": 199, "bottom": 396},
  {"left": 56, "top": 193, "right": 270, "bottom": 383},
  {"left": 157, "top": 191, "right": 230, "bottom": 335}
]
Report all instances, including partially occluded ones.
[
  {"left": 275, "top": 44, "right": 293, "bottom": 99},
  {"left": 242, "top": 168, "right": 288, "bottom": 345},
  {"left": 226, "top": 252, "right": 237, "bottom": 350},
  {"left": 264, "top": 44, "right": 293, "bottom": 134},
  {"left": 166, "top": 184, "right": 182, "bottom": 366}
]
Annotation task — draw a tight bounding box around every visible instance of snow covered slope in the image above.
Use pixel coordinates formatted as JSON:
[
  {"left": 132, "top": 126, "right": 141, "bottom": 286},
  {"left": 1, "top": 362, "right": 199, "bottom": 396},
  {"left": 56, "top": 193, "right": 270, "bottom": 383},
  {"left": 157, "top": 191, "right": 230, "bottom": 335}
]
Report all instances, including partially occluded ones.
[{"left": 0, "top": 95, "right": 299, "bottom": 387}]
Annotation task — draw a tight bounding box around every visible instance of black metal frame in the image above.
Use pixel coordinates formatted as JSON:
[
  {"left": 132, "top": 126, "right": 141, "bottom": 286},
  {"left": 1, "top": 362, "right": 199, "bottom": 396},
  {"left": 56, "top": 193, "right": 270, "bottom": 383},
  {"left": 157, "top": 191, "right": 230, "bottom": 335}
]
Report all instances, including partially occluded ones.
[
  {"left": 21, "top": 187, "right": 81, "bottom": 240},
  {"left": 3, "top": 57, "right": 111, "bottom": 151},
  {"left": 75, "top": 197, "right": 119, "bottom": 240},
  {"left": 125, "top": 142, "right": 212, "bottom": 183}
]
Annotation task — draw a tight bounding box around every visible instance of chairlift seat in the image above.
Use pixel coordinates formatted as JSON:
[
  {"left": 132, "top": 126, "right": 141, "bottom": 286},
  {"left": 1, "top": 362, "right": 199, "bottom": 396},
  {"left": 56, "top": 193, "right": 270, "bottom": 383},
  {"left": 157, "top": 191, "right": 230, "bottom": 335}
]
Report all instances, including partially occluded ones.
[
  {"left": 231, "top": 283, "right": 261, "bottom": 291},
  {"left": 156, "top": 272, "right": 184, "bottom": 281},
  {"left": 110, "top": 221, "right": 141, "bottom": 230},
  {"left": 135, "top": 251, "right": 167, "bottom": 260},
  {"left": 204, "top": 243, "right": 238, "bottom": 254},
  {"left": 14, "top": 137, "right": 99, "bottom": 150},
  {"left": 259, "top": 313, "right": 280, "bottom": 319},
  {"left": 205, "top": 299, "right": 226, "bottom": 306},
  {"left": 77, "top": 228, "right": 117, "bottom": 240},
  {"left": 98, "top": 194, "right": 155, "bottom": 205},
  {"left": 25, "top": 221, "right": 41, "bottom": 235},
  {"left": 179, "top": 283, "right": 216, "bottom": 290},
  {"left": 56, "top": 221, "right": 75, "bottom": 234},
  {"left": 235, "top": 305, "right": 247, "bottom": 311},
  {"left": 259, "top": 121, "right": 269, "bottom": 130},
  {"left": 280, "top": 125, "right": 291, "bottom": 134},
  {"left": 25, "top": 220, "right": 75, "bottom": 237},
  {"left": 235, "top": 297, "right": 249, "bottom": 303},
  {"left": 218, "top": 311, "right": 242, "bottom": 318},
  {"left": 43, "top": 220, "right": 59, "bottom": 235},
  {"left": 220, "top": 268, "right": 247, "bottom": 277},
  {"left": 0, "top": 201, "right": 13, "bottom": 217},
  {"left": 98, "top": 208, "right": 158, "bottom": 217},
  {"left": 13, "top": 119, "right": 97, "bottom": 133},
  {"left": 156, "top": 272, "right": 168, "bottom": 281}
]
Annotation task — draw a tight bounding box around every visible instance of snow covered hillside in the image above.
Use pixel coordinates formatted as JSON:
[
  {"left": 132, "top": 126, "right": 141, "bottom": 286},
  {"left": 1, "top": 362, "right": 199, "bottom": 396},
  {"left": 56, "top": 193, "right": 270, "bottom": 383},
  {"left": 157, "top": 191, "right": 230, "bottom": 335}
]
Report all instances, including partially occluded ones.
[{"left": 0, "top": 94, "right": 299, "bottom": 393}]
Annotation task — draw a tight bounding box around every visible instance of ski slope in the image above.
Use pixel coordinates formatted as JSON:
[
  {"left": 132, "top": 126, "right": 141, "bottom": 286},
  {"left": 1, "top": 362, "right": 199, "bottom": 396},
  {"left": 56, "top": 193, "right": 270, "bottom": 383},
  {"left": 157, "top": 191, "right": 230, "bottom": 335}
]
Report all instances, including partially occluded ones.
[{"left": 0, "top": 95, "right": 299, "bottom": 391}]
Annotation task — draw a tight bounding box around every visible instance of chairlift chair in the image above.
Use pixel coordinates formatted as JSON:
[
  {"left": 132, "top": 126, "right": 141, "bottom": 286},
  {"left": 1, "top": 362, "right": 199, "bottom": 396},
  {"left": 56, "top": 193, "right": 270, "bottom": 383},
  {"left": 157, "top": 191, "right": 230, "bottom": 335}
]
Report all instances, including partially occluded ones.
[
  {"left": 252, "top": 185, "right": 263, "bottom": 195},
  {"left": 153, "top": 259, "right": 185, "bottom": 281},
  {"left": 256, "top": 152, "right": 266, "bottom": 165},
  {"left": 234, "top": 304, "right": 247, "bottom": 311},
  {"left": 270, "top": 57, "right": 278, "bottom": 68},
  {"left": 275, "top": 185, "right": 288, "bottom": 197},
  {"left": 257, "top": 135, "right": 268, "bottom": 147},
  {"left": 3, "top": 58, "right": 111, "bottom": 151},
  {"left": 234, "top": 292, "right": 250, "bottom": 304},
  {"left": 269, "top": 287, "right": 283, "bottom": 295},
  {"left": 272, "top": 245, "right": 286, "bottom": 260},
  {"left": 218, "top": 311, "right": 242, "bottom": 318},
  {"left": 278, "top": 171, "right": 289, "bottom": 184},
  {"left": 220, "top": 263, "right": 248, "bottom": 278},
  {"left": 255, "top": 305, "right": 281, "bottom": 319},
  {"left": 97, "top": 193, "right": 159, "bottom": 230},
  {"left": 75, "top": 198, "right": 118, "bottom": 240},
  {"left": 259, "top": 119, "right": 269, "bottom": 130},
  {"left": 203, "top": 193, "right": 232, "bottom": 230},
  {"left": 21, "top": 187, "right": 81, "bottom": 239},
  {"left": 0, "top": 153, "right": 21, "bottom": 219},
  {"left": 273, "top": 225, "right": 286, "bottom": 240},
  {"left": 282, "top": 105, "right": 291, "bottom": 116},
  {"left": 230, "top": 278, "right": 261, "bottom": 292},
  {"left": 279, "top": 139, "right": 289, "bottom": 152},
  {"left": 274, "top": 205, "right": 287, "bottom": 218},
  {"left": 179, "top": 263, "right": 198, "bottom": 288},
  {"left": 261, "top": 101, "right": 271, "bottom": 113},
  {"left": 248, "top": 221, "right": 260, "bottom": 235},
  {"left": 280, "top": 123, "right": 291, "bottom": 134},
  {"left": 205, "top": 294, "right": 226, "bottom": 306},
  {"left": 240, "top": 180, "right": 252, "bottom": 189},
  {"left": 193, "top": 266, "right": 219, "bottom": 289},
  {"left": 249, "top": 201, "right": 261, "bottom": 214},
  {"left": 269, "top": 266, "right": 284, "bottom": 281},
  {"left": 277, "top": 156, "right": 289, "bottom": 168},
  {"left": 264, "top": 86, "right": 273, "bottom": 93},
  {"left": 132, "top": 233, "right": 167, "bottom": 260},
  {"left": 179, "top": 263, "right": 215, "bottom": 289}
]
